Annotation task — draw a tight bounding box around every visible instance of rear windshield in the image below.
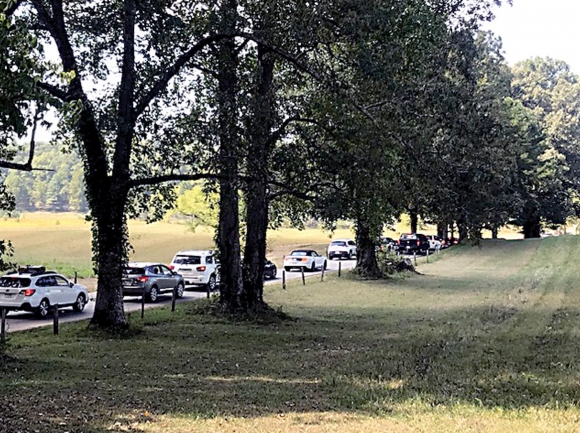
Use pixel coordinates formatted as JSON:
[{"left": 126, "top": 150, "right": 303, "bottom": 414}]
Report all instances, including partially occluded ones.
[
  {"left": 174, "top": 255, "right": 202, "bottom": 265},
  {"left": 0, "top": 277, "right": 31, "bottom": 288},
  {"left": 124, "top": 267, "right": 145, "bottom": 275},
  {"left": 400, "top": 234, "right": 417, "bottom": 240},
  {"left": 291, "top": 251, "right": 308, "bottom": 256},
  {"left": 330, "top": 241, "right": 346, "bottom": 246}
]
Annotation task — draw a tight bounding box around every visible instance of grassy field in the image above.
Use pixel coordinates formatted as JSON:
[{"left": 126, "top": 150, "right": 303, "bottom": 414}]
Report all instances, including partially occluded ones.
[
  {"left": 0, "top": 212, "right": 522, "bottom": 280},
  {"left": 2, "top": 236, "right": 580, "bottom": 432},
  {"left": 0, "top": 212, "right": 355, "bottom": 280}
]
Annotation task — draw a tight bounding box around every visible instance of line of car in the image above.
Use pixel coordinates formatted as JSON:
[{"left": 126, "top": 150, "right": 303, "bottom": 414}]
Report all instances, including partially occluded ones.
[{"left": 0, "top": 234, "right": 455, "bottom": 318}]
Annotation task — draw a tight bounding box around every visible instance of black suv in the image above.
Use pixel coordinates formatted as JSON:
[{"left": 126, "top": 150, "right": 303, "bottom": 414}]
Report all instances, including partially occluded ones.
[{"left": 396, "top": 233, "right": 430, "bottom": 254}]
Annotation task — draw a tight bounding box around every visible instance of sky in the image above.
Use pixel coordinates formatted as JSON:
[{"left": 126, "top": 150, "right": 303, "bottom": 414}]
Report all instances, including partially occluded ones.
[{"left": 485, "top": 0, "right": 580, "bottom": 73}]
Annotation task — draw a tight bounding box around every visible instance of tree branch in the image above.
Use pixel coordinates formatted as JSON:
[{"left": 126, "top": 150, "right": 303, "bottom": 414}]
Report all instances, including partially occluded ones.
[
  {"left": 129, "top": 172, "right": 219, "bottom": 188},
  {"left": 132, "top": 33, "right": 237, "bottom": 120},
  {"left": 36, "top": 81, "right": 69, "bottom": 101}
]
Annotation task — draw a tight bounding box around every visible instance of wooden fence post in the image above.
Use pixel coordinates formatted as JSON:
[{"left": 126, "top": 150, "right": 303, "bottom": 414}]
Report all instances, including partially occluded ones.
[
  {"left": 301, "top": 267, "right": 306, "bottom": 285},
  {"left": 141, "top": 293, "right": 145, "bottom": 319},
  {"left": 53, "top": 305, "right": 59, "bottom": 335},
  {"left": 321, "top": 265, "right": 325, "bottom": 282},
  {"left": 282, "top": 270, "right": 286, "bottom": 290},
  {"left": 338, "top": 261, "right": 342, "bottom": 277},
  {"left": 426, "top": 249, "right": 429, "bottom": 263},
  {"left": 413, "top": 252, "right": 417, "bottom": 267},
  {"left": 171, "top": 286, "right": 177, "bottom": 312},
  {"left": 1, "top": 308, "right": 6, "bottom": 343}
]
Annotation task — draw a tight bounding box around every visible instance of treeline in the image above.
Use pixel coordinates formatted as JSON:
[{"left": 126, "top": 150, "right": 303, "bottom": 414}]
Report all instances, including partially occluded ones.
[{"left": 2, "top": 143, "right": 88, "bottom": 212}]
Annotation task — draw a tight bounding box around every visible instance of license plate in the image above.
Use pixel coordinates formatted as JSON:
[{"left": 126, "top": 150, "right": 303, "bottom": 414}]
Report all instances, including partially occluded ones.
[
  {"left": 123, "top": 279, "right": 133, "bottom": 285},
  {"left": 2, "top": 293, "right": 14, "bottom": 298}
]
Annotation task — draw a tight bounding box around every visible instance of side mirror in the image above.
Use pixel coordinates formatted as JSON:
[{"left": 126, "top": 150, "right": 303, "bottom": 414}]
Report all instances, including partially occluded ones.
[{"left": 69, "top": 282, "right": 74, "bottom": 288}]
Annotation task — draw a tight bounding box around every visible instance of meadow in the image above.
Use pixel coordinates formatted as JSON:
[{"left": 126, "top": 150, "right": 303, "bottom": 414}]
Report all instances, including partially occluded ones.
[{"left": 2, "top": 235, "right": 579, "bottom": 432}]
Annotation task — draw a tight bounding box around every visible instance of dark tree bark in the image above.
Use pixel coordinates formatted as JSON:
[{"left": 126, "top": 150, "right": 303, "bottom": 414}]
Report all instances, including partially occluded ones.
[
  {"left": 409, "top": 208, "right": 418, "bottom": 233},
  {"left": 242, "top": 44, "right": 275, "bottom": 308},
  {"left": 523, "top": 216, "right": 541, "bottom": 238},
  {"left": 491, "top": 224, "right": 499, "bottom": 239},
  {"left": 354, "top": 218, "right": 381, "bottom": 278},
  {"left": 216, "top": 0, "right": 244, "bottom": 312}
]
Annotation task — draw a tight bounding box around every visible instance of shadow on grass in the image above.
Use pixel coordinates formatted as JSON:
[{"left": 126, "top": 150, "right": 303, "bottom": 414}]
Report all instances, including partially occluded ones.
[{"left": 2, "top": 295, "right": 580, "bottom": 432}]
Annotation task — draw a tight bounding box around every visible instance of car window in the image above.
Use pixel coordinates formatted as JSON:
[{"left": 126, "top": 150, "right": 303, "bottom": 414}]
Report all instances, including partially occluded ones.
[
  {"left": 291, "top": 251, "right": 307, "bottom": 256},
  {"left": 205, "top": 256, "right": 213, "bottom": 264},
  {"left": 0, "top": 277, "right": 31, "bottom": 288},
  {"left": 400, "top": 234, "right": 417, "bottom": 240},
  {"left": 174, "top": 255, "right": 201, "bottom": 265},
  {"left": 159, "top": 265, "right": 173, "bottom": 276},
  {"left": 330, "top": 241, "right": 346, "bottom": 247},
  {"left": 124, "top": 267, "right": 145, "bottom": 275},
  {"left": 348, "top": 241, "right": 356, "bottom": 246},
  {"left": 54, "top": 276, "right": 70, "bottom": 286}
]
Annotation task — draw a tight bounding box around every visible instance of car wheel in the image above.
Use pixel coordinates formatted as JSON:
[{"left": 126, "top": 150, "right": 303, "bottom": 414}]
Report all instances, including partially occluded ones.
[
  {"left": 147, "top": 286, "right": 159, "bottom": 302},
  {"left": 348, "top": 251, "right": 353, "bottom": 260},
  {"left": 207, "top": 275, "right": 217, "bottom": 291},
  {"left": 36, "top": 299, "right": 50, "bottom": 318},
  {"left": 175, "top": 283, "right": 185, "bottom": 298},
  {"left": 72, "top": 294, "right": 86, "bottom": 312},
  {"left": 284, "top": 266, "right": 291, "bottom": 272},
  {"left": 310, "top": 262, "right": 316, "bottom": 272},
  {"left": 270, "top": 267, "right": 277, "bottom": 279}
]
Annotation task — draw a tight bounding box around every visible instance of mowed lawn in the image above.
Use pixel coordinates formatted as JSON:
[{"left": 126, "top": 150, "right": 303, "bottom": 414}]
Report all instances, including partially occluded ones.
[{"left": 2, "top": 236, "right": 580, "bottom": 432}]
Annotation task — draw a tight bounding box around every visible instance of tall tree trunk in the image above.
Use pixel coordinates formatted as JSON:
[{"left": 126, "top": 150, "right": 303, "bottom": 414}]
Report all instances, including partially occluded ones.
[
  {"left": 243, "top": 45, "right": 275, "bottom": 308},
  {"left": 355, "top": 218, "right": 381, "bottom": 278},
  {"left": 216, "top": 0, "right": 244, "bottom": 312},
  {"left": 409, "top": 208, "right": 418, "bottom": 233},
  {"left": 523, "top": 216, "right": 541, "bottom": 238},
  {"left": 457, "top": 217, "right": 468, "bottom": 241},
  {"left": 491, "top": 224, "right": 499, "bottom": 239},
  {"left": 90, "top": 192, "right": 129, "bottom": 329}
]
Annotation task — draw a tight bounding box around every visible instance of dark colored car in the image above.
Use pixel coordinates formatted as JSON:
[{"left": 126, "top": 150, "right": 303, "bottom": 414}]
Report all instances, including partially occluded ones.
[
  {"left": 396, "top": 233, "right": 430, "bottom": 254},
  {"left": 378, "top": 236, "right": 396, "bottom": 252},
  {"left": 264, "top": 260, "right": 277, "bottom": 279},
  {"left": 122, "top": 262, "right": 185, "bottom": 302}
]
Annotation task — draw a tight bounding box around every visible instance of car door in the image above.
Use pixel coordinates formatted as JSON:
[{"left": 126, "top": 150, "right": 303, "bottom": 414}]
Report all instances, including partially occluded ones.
[
  {"left": 347, "top": 240, "right": 357, "bottom": 255},
  {"left": 36, "top": 276, "right": 63, "bottom": 305},
  {"left": 54, "top": 275, "right": 75, "bottom": 305},
  {"left": 159, "top": 265, "right": 176, "bottom": 292}
]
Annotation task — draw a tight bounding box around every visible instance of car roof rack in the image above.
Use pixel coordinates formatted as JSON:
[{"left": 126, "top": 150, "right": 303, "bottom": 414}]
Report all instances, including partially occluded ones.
[{"left": 14, "top": 265, "right": 58, "bottom": 276}]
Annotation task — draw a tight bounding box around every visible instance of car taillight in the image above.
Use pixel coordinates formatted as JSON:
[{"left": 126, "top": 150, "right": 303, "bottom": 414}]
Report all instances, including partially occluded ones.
[
  {"left": 196, "top": 266, "right": 207, "bottom": 272},
  {"left": 137, "top": 276, "right": 149, "bottom": 282},
  {"left": 417, "top": 240, "right": 420, "bottom": 246},
  {"left": 21, "top": 289, "right": 36, "bottom": 296},
  {"left": 397, "top": 240, "right": 401, "bottom": 245},
  {"left": 169, "top": 265, "right": 174, "bottom": 270}
]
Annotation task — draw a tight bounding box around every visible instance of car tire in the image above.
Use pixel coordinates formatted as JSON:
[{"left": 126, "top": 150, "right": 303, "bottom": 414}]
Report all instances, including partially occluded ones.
[
  {"left": 147, "top": 286, "right": 159, "bottom": 302},
  {"left": 310, "top": 262, "right": 316, "bottom": 272},
  {"left": 175, "top": 283, "right": 185, "bottom": 298},
  {"left": 270, "top": 267, "right": 277, "bottom": 279},
  {"left": 284, "top": 266, "right": 291, "bottom": 272},
  {"left": 36, "top": 299, "right": 50, "bottom": 318},
  {"left": 207, "top": 275, "right": 217, "bottom": 292},
  {"left": 72, "top": 294, "right": 86, "bottom": 312},
  {"left": 348, "top": 251, "right": 353, "bottom": 260}
]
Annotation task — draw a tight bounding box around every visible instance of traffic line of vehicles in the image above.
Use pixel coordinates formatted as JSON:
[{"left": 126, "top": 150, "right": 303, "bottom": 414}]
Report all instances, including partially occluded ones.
[{"left": 0, "top": 234, "right": 457, "bottom": 318}]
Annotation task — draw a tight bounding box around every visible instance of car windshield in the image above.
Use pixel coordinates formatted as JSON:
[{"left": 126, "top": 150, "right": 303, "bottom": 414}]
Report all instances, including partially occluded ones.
[
  {"left": 123, "top": 267, "right": 145, "bottom": 275},
  {"left": 174, "top": 255, "right": 202, "bottom": 265},
  {"left": 330, "top": 241, "right": 346, "bottom": 246},
  {"left": 0, "top": 277, "right": 31, "bottom": 288},
  {"left": 291, "top": 251, "right": 309, "bottom": 256}
]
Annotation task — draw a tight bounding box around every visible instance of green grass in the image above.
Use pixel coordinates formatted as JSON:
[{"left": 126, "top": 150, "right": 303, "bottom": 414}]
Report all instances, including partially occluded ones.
[{"left": 2, "top": 236, "right": 580, "bottom": 432}]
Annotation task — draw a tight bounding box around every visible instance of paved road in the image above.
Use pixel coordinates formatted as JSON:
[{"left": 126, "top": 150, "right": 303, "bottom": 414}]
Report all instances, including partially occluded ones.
[{"left": 4, "top": 259, "right": 356, "bottom": 334}]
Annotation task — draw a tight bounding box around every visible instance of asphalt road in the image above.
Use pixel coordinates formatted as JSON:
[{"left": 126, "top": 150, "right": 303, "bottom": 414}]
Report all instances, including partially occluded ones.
[{"left": 4, "top": 258, "right": 356, "bottom": 334}]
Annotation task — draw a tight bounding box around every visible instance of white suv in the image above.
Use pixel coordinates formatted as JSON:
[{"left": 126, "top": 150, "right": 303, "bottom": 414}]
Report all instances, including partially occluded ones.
[
  {"left": 327, "top": 239, "right": 357, "bottom": 260},
  {"left": 170, "top": 250, "right": 220, "bottom": 290},
  {"left": 0, "top": 266, "right": 89, "bottom": 318}
]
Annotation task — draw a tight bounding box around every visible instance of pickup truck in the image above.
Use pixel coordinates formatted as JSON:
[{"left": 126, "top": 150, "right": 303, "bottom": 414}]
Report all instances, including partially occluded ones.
[{"left": 396, "top": 233, "right": 430, "bottom": 254}]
